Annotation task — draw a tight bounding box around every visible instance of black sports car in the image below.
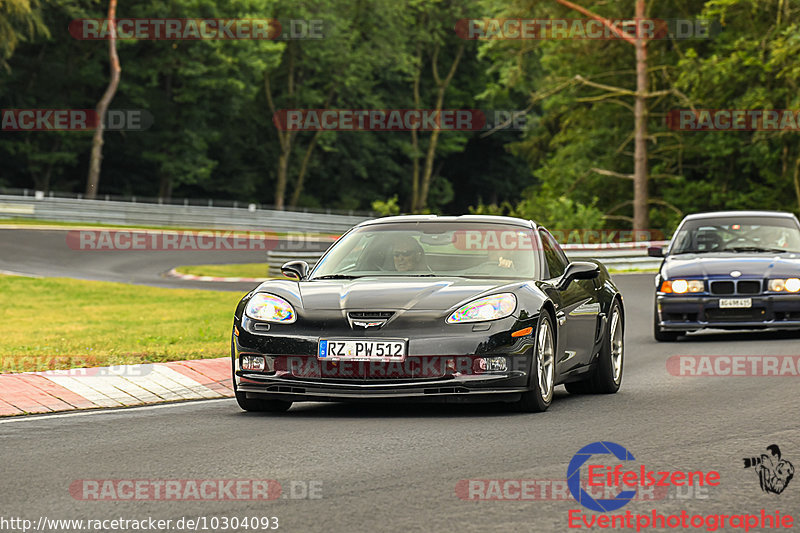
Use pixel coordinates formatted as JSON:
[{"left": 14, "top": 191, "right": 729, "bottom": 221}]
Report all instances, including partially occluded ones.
[
  {"left": 231, "top": 215, "right": 624, "bottom": 413},
  {"left": 650, "top": 210, "right": 800, "bottom": 341}
]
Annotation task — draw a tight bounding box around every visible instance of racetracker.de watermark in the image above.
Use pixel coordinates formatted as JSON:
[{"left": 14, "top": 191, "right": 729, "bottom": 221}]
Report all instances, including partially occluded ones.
[
  {"left": 67, "top": 230, "right": 336, "bottom": 252},
  {"left": 68, "top": 18, "right": 325, "bottom": 40},
  {"left": 667, "top": 355, "right": 800, "bottom": 377},
  {"left": 666, "top": 109, "right": 800, "bottom": 131},
  {"left": 69, "top": 479, "right": 322, "bottom": 501},
  {"left": 1, "top": 109, "right": 152, "bottom": 131},
  {"left": 0, "top": 356, "right": 153, "bottom": 376},
  {"left": 455, "top": 18, "right": 717, "bottom": 40},
  {"left": 455, "top": 479, "right": 714, "bottom": 501},
  {"left": 272, "top": 109, "right": 535, "bottom": 132}
]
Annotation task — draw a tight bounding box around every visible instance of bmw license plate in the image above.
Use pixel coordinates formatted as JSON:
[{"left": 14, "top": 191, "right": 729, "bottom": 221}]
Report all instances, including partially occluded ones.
[
  {"left": 318, "top": 339, "right": 406, "bottom": 361},
  {"left": 719, "top": 298, "right": 752, "bottom": 309}
]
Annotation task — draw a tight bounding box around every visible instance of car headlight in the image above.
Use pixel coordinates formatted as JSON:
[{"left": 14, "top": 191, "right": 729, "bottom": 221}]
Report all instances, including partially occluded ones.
[
  {"left": 447, "top": 293, "right": 516, "bottom": 324},
  {"left": 245, "top": 293, "right": 296, "bottom": 323},
  {"left": 768, "top": 278, "right": 800, "bottom": 293},
  {"left": 659, "top": 279, "right": 704, "bottom": 294}
]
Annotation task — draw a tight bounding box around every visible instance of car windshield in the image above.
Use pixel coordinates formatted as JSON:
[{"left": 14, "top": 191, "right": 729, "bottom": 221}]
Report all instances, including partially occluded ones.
[
  {"left": 670, "top": 216, "right": 800, "bottom": 254},
  {"left": 310, "top": 222, "right": 538, "bottom": 279}
]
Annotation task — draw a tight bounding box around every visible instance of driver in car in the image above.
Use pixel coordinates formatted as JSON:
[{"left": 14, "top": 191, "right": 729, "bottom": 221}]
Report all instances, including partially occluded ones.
[{"left": 391, "top": 236, "right": 426, "bottom": 271}]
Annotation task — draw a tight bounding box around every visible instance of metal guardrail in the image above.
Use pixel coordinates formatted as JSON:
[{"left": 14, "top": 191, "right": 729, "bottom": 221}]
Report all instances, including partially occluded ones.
[
  {"left": 265, "top": 242, "right": 669, "bottom": 274},
  {"left": 0, "top": 191, "right": 666, "bottom": 272},
  {"left": 564, "top": 241, "right": 668, "bottom": 271},
  {"left": 0, "top": 194, "right": 371, "bottom": 233}
]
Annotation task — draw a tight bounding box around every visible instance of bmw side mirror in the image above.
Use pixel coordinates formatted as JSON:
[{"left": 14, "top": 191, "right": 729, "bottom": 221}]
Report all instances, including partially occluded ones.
[
  {"left": 281, "top": 260, "right": 309, "bottom": 280},
  {"left": 556, "top": 261, "right": 600, "bottom": 291},
  {"left": 647, "top": 246, "right": 665, "bottom": 258}
]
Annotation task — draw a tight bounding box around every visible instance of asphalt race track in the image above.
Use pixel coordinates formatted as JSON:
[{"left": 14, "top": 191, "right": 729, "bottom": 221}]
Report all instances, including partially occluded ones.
[
  {"left": 1, "top": 227, "right": 799, "bottom": 532},
  {"left": 0, "top": 228, "right": 264, "bottom": 292}
]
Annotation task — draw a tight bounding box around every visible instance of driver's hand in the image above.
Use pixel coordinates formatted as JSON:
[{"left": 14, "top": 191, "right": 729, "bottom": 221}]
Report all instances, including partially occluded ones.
[{"left": 498, "top": 256, "right": 514, "bottom": 269}]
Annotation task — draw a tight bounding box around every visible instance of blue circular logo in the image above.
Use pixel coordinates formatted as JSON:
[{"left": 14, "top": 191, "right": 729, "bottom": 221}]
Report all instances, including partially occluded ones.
[{"left": 567, "top": 441, "right": 637, "bottom": 512}]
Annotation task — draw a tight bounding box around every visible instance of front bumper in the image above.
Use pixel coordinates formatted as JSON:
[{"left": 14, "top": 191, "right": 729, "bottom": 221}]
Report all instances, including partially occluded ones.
[
  {"left": 656, "top": 293, "right": 800, "bottom": 331},
  {"left": 232, "top": 314, "right": 537, "bottom": 402},
  {"left": 236, "top": 373, "right": 528, "bottom": 403}
]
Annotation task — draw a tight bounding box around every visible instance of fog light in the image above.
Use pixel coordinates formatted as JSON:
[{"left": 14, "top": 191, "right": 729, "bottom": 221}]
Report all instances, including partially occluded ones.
[
  {"left": 241, "top": 355, "right": 266, "bottom": 371},
  {"left": 477, "top": 357, "right": 507, "bottom": 372}
]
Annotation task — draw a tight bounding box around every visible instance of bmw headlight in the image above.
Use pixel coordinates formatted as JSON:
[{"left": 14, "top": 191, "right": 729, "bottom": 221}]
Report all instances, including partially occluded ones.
[
  {"left": 659, "top": 279, "right": 704, "bottom": 294},
  {"left": 447, "top": 293, "right": 517, "bottom": 324},
  {"left": 245, "top": 293, "right": 296, "bottom": 323},
  {"left": 768, "top": 278, "right": 800, "bottom": 293}
]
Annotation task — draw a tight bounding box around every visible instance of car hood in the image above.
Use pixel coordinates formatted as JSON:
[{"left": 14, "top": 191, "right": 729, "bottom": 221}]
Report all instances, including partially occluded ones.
[
  {"left": 296, "top": 277, "right": 520, "bottom": 312},
  {"left": 662, "top": 252, "right": 800, "bottom": 278}
]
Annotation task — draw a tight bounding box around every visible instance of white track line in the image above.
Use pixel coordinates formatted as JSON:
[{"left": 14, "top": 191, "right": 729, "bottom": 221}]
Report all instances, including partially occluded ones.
[{"left": 0, "top": 397, "right": 233, "bottom": 424}]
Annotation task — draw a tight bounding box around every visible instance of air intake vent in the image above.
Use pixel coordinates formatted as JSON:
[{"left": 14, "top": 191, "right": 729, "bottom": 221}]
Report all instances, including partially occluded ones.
[
  {"left": 348, "top": 311, "right": 395, "bottom": 320},
  {"left": 710, "top": 281, "right": 735, "bottom": 295},
  {"left": 737, "top": 280, "right": 761, "bottom": 294}
]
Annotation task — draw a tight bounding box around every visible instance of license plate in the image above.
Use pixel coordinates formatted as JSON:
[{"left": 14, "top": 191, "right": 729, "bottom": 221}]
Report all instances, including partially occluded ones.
[
  {"left": 318, "top": 339, "right": 406, "bottom": 361},
  {"left": 719, "top": 298, "right": 752, "bottom": 309}
]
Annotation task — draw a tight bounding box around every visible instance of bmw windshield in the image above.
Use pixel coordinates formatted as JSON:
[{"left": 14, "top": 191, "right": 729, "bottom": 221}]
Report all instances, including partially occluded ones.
[
  {"left": 310, "top": 222, "right": 538, "bottom": 279},
  {"left": 669, "top": 217, "right": 800, "bottom": 254}
]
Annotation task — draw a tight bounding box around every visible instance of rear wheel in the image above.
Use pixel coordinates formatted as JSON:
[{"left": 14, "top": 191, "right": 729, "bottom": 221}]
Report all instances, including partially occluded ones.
[
  {"left": 653, "top": 301, "right": 682, "bottom": 342},
  {"left": 511, "top": 312, "right": 555, "bottom": 412},
  {"left": 565, "top": 300, "right": 624, "bottom": 394}
]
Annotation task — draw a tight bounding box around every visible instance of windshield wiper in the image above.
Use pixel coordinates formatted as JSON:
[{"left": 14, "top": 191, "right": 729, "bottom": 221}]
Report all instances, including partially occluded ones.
[
  {"left": 724, "top": 246, "right": 789, "bottom": 253},
  {"left": 311, "top": 274, "right": 362, "bottom": 280}
]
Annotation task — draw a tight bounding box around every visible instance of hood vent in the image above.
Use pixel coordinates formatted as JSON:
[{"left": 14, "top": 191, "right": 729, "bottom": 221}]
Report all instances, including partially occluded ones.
[
  {"left": 348, "top": 311, "right": 394, "bottom": 320},
  {"left": 347, "top": 311, "right": 394, "bottom": 329}
]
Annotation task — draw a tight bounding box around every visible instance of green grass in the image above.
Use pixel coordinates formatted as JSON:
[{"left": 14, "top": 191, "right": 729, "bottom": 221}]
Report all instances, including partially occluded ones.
[
  {"left": 0, "top": 274, "right": 244, "bottom": 372},
  {"left": 608, "top": 267, "right": 658, "bottom": 274},
  {"left": 175, "top": 263, "right": 275, "bottom": 279}
]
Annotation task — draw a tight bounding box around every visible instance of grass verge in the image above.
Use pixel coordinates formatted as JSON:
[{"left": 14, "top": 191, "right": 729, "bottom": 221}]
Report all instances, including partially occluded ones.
[
  {"left": 0, "top": 274, "right": 244, "bottom": 372},
  {"left": 175, "top": 263, "right": 274, "bottom": 279}
]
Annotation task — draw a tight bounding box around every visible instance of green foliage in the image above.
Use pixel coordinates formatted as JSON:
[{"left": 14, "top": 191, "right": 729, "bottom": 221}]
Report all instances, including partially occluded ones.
[
  {"left": 371, "top": 195, "right": 401, "bottom": 216},
  {"left": 1, "top": 0, "right": 799, "bottom": 234}
]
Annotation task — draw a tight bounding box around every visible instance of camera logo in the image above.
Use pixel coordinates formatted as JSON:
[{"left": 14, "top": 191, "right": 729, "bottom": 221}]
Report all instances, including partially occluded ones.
[
  {"left": 567, "top": 441, "right": 637, "bottom": 512},
  {"left": 742, "top": 445, "right": 794, "bottom": 495}
]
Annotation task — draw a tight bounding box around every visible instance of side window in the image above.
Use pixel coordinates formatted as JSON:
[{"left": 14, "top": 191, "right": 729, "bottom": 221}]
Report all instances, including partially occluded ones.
[{"left": 539, "top": 230, "right": 569, "bottom": 278}]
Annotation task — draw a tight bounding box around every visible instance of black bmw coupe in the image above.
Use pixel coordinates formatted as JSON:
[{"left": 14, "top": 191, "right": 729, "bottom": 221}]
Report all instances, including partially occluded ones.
[
  {"left": 231, "top": 215, "right": 625, "bottom": 413},
  {"left": 650, "top": 210, "right": 800, "bottom": 341}
]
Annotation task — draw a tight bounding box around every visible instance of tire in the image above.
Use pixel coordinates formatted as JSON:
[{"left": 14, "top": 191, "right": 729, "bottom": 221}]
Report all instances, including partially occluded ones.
[
  {"left": 653, "top": 301, "right": 681, "bottom": 342},
  {"left": 565, "top": 299, "right": 624, "bottom": 394},
  {"left": 511, "top": 312, "right": 556, "bottom": 412},
  {"left": 235, "top": 391, "right": 292, "bottom": 413}
]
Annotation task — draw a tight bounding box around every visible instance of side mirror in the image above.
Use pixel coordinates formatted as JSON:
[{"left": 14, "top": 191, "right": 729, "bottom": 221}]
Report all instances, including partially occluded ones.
[
  {"left": 647, "top": 246, "right": 665, "bottom": 258},
  {"left": 281, "top": 260, "right": 309, "bottom": 280},
  {"left": 555, "top": 261, "right": 600, "bottom": 291}
]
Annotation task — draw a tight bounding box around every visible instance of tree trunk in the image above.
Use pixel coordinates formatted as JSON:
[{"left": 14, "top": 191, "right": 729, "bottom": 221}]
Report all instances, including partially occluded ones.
[
  {"left": 793, "top": 154, "right": 800, "bottom": 212},
  {"left": 410, "top": 43, "right": 423, "bottom": 212},
  {"left": 289, "top": 129, "right": 322, "bottom": 208},
  {"left": 85, "top": 0, "right": 121, "bottom": 199},
  {"left": 416, "top": 43, "right": 463, "bottom": 212},
  {"left": 632, "top": 0, "right": 649, "bottom": 231},
  {"left": 275, "top": 147, "right": 290, "bottom": 210}
]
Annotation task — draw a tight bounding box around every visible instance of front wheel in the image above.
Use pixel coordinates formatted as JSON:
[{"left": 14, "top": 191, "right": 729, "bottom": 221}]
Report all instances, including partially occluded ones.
[{"left": 511, "top": 312, "right": 555, "bottom": 412}]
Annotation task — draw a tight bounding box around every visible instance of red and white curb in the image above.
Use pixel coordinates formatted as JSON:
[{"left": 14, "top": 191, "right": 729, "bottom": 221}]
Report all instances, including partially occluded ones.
[
  {"left": 166, "top": 268, "right": 268, "bottom": 283},
  {"left": 0, "top": 357, "right": 234, "bottom": 417}
]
